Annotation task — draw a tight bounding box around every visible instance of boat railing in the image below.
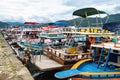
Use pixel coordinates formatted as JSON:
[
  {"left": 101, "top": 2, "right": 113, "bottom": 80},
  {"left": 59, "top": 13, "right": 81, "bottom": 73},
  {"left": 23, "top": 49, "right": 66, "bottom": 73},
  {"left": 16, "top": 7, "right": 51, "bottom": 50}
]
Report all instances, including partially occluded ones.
[{"left": 45, "top": 47, "right": 85, "bottom": 61}]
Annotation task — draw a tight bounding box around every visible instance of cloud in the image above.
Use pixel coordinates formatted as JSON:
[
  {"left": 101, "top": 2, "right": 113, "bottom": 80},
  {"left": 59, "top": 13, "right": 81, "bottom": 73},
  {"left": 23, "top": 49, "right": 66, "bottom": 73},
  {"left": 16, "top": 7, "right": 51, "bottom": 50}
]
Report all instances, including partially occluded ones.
[
  {"left": 0, "top": 0, "right": 119, "bottom": 22},
  {"left": 115, "top": 6, "right": 120, "bottom": 10}
]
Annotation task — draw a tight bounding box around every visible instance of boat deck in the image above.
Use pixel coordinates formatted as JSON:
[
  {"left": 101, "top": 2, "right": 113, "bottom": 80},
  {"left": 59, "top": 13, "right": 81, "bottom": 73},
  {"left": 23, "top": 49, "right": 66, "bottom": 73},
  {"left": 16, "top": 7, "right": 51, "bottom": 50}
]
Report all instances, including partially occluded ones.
[
  {"left": 44, "top": 46, "right": 92, "bottom": 65},
  {"left": 31, "top": 54, "right": 72, "bottom": 71},
  {"left": 10, "top": 42, "right": 73, "bottom": 71}
]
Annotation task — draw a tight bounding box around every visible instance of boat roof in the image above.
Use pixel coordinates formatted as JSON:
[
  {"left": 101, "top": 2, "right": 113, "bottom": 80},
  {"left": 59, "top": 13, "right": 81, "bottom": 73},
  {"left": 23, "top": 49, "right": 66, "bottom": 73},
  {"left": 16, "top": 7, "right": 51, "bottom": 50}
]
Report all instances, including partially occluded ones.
[
  {"left": 41, "top": 26, "right": 59, "bottom": 31},
  {"left": 24, "top": 22, "right": 39, "bottom": 24},
  {"left": 73, "top": 7, "right": 107, "bottom": 17}
]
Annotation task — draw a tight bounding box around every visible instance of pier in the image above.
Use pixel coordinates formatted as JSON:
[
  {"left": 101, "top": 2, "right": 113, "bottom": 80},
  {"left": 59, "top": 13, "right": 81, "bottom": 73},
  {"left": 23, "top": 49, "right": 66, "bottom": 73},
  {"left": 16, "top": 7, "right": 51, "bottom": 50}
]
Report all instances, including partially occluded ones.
[{"left": 0, "top": 33, "right": 34, "bottom": 80}]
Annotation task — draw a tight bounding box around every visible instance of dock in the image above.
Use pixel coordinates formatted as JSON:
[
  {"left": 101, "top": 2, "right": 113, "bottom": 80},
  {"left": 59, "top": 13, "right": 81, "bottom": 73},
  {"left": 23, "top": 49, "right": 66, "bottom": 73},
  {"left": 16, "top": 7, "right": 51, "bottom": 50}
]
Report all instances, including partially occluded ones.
[{"left": 0, "top": 33, "right": 34, "bottom": 80}]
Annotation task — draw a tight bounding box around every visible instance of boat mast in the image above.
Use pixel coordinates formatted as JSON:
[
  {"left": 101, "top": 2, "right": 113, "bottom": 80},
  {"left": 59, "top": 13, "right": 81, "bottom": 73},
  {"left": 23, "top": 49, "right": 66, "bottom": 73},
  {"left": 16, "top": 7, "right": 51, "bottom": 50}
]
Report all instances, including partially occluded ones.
[{"left": 85, "top": 11, "right": 90, "bottom": 28}]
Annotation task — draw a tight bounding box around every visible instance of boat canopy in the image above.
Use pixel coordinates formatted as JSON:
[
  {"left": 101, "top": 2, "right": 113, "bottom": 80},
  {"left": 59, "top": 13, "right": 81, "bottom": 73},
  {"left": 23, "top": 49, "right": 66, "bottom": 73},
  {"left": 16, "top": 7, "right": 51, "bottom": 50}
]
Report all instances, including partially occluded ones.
[
  {"left": 46, "top": 22, "right": 68, "bottom": 26},
  {"left": 103, "top": 22, "right": 120, "bottom": 32},
  {"left": 73, "top": 7, "right": 107, "bottom": 17},
  {"left": 24, "top": 22, "right": 39, "bottom": 24},
  {"left": 47, "top": 23, "right": 55, "bottom": 25},
  {"left": 41, "top": 26, "right": 59, "bottom": 31}
]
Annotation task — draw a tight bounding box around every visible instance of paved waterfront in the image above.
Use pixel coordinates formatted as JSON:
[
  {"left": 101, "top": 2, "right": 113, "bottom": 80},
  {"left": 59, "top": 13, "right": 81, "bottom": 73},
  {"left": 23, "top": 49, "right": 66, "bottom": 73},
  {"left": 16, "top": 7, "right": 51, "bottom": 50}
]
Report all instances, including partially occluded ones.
[{"left": 0, "top": 33, "right": 34, "bottom": 80}]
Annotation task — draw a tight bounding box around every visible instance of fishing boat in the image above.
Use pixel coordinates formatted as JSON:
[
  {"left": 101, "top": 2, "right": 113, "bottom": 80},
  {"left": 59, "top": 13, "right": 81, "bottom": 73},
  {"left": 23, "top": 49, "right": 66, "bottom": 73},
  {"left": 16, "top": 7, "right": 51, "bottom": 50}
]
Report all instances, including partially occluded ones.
[{"left": 55, "top": 7, "right": 120, "bottom": 79}]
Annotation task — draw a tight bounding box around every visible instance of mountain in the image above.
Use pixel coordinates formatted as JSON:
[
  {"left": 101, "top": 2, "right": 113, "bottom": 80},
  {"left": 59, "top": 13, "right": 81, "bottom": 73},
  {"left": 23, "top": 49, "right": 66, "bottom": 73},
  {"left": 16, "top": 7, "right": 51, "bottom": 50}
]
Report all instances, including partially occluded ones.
[
  {"left": 6, "top": 22, "right": 23, "bottom": 25},
  {"left": 0, "top": 22, "right": 23, "bottom": 28},
  {"left": 0, "top": 21, "right": 9, "bottom": 28},
  {"left": 63, "top": 13, "right": 120, "bottom": 27},
  {"left": 107, "top": 14, "right": 120, "bottom": 23},
  {"left": 0, "top": 13, "right": 120, "bottom": 28}
]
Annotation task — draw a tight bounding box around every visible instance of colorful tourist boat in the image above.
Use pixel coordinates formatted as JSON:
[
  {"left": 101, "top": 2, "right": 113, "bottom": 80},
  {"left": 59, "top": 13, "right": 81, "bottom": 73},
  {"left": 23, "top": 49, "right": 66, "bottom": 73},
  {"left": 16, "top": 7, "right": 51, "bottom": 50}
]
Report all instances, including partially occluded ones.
[{"left": 55, "top": 7, "right": 120, "bottom": 79}]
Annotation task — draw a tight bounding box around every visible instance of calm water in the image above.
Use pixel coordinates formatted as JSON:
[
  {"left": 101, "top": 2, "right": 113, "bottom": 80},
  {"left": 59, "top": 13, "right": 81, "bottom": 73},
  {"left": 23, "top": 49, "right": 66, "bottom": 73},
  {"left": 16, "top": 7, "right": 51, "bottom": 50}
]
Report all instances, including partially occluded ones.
[
  {"left": 34, "top": 69, "right": 67, "bottom": 80},
  {"left": 26, "top": 61, "right": 68, "bottom": 80}
]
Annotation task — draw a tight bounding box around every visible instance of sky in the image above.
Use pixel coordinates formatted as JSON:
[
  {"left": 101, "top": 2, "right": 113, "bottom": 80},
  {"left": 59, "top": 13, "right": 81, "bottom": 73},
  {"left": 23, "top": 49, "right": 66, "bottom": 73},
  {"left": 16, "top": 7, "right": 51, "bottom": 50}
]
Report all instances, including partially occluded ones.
[{"left": 0, "top": 0, "right": 120, "bottom": 23}]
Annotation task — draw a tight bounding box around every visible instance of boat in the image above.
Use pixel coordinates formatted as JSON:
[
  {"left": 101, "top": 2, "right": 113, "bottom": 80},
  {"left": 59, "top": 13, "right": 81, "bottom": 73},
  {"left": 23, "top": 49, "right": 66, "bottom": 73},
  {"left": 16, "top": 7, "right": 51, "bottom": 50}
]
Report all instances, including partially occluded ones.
[
  {"left": 55, "top": 7, "right": 120, "bottom": 79},
  {"left": 16, "top": 23, "right": 62, "bottom": 49}
]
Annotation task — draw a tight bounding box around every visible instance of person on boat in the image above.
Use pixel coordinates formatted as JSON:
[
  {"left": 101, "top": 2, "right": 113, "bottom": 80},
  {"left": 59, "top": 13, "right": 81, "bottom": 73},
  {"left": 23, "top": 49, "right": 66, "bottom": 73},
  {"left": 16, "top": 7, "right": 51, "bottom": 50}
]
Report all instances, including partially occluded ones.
[
  {"left": 82, "top": 37, "right": 91, "bottom": 53},
  {"left": 23, "top": 53, "right": 29, "bottom": 66},
  {"left": 58, "top": 39, "right": 62, "bottom": 46},
  {"left": 23, "top": 49, "right": 31, "bottom": 66}
]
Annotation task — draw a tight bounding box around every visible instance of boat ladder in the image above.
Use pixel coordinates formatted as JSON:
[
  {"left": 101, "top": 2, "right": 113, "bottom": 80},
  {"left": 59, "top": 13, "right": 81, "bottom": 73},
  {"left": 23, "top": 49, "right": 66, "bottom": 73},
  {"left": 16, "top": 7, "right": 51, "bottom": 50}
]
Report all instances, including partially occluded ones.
[{"left": 97, "top": 47, "right": 111, "bottom": 71}]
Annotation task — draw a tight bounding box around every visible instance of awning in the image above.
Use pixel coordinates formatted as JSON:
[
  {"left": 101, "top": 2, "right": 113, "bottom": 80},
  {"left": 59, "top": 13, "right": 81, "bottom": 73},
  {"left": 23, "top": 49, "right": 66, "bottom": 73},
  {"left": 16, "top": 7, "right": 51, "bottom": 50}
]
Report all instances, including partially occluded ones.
[
  {"left": 41, "top": 26, "right": 59, "bottom": 31},
  {"left": 24, "top": 22, "right": 39, "bottom": 24},
  {"left": 73, "top": 7, "right": 107, "bottom": 17}
]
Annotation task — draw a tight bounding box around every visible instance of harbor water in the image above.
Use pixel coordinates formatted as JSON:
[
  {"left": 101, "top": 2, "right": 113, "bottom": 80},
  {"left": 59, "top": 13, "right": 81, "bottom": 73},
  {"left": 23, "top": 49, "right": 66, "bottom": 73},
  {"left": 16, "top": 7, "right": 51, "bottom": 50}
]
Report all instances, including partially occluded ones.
[{"left": 26, "top": 61, "right": 68, "bottom": 80}]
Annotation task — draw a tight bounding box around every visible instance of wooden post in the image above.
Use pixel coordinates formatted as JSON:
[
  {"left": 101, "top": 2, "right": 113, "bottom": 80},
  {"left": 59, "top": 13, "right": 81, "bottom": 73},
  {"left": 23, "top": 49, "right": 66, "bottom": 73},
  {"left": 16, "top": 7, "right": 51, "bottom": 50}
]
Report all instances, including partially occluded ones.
[
  {"left": 55, "top": 51, "right": 56, "bottom": 55},
  {"left": 59, "top": 53, "right": 61, "bottom": 57}
]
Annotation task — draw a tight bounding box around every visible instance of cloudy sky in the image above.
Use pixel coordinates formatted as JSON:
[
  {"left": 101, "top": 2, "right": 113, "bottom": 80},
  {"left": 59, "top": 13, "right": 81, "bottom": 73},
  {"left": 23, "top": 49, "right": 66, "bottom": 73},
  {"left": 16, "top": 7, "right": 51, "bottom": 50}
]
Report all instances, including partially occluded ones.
[{"left": 0, "top": 0, "right": 120, "bottom": 23}]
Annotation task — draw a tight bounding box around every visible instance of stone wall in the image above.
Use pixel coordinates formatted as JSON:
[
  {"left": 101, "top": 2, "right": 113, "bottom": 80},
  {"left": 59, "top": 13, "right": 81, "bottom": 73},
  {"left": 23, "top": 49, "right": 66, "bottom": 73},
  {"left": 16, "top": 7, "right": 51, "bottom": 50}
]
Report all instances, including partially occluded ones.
[{"left": 0, "top": 33, "right": 34, "bottom": 80}]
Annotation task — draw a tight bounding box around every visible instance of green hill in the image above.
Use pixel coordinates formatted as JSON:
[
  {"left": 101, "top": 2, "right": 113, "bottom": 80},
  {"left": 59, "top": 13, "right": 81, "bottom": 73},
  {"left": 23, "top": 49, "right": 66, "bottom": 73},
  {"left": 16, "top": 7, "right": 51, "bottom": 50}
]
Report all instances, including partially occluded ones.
[
  {"left": 107, "top": 14, "right": 120, "bottom": 23},
  {"left": 0, "top": 13, "right": 120, "bottom": 28},
  {"left": 61, "top": 13, "right": 120, "bottom": 27},
  {"left": 0, "top": 21, "right": 9, "bottom": 28}
]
